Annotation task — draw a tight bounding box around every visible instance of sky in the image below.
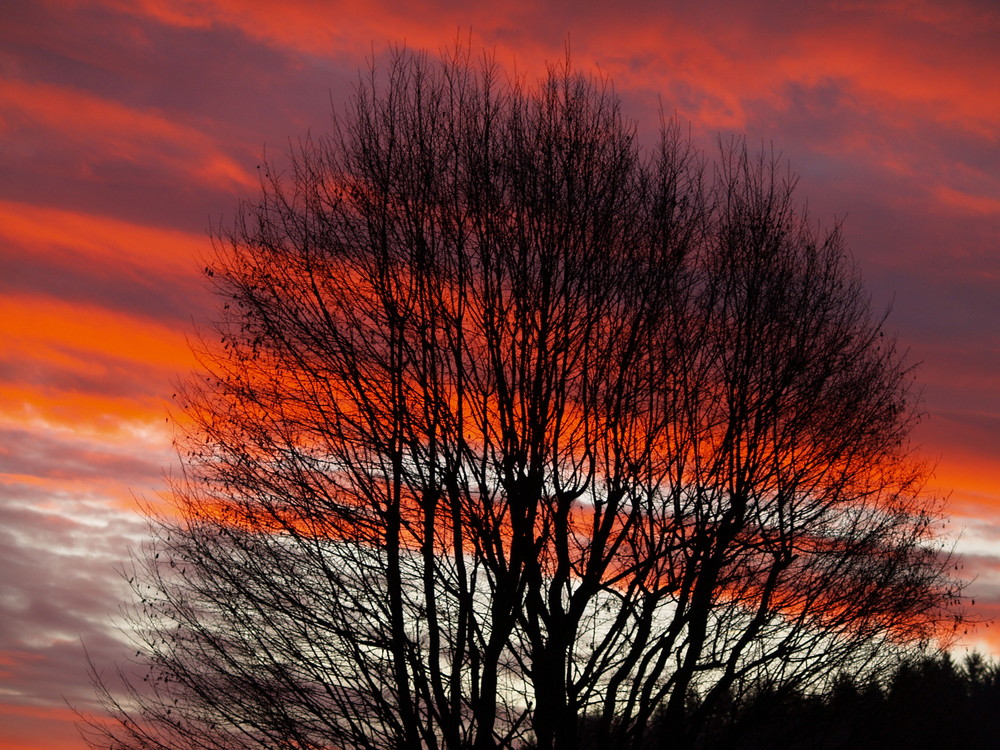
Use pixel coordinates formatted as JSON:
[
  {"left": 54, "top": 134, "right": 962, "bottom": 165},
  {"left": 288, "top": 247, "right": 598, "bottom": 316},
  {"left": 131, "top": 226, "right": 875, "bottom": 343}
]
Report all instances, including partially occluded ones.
[{"left": 1, "top": 0, "right": 998, "bottom": 747}]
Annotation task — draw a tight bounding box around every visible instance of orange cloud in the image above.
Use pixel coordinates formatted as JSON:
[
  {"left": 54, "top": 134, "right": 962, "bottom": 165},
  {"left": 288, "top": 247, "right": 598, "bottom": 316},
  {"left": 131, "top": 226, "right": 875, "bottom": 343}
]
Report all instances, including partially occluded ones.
[
  {"left": 0, "top": 201, "right": 207, "bottom": 279},
  {"left": 0, "top": 292, "right": 196, "bottom": 432},
  {"left": 929, "top": 459, "right": 1000, "bottom": 521},
  {"left": 2, "top": 294, "right": 193, "bottom": 375},
  {"left": 0, "top": 703, "right": 89, "bottom": 750},
  {"left": 0, "top": 201, "right": 213, "bottom": 437}
]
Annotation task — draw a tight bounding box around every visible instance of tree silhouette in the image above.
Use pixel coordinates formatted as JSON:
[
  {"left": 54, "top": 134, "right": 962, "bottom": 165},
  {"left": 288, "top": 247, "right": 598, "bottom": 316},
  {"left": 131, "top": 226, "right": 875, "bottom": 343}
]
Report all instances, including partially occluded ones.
[
  {"left": 668, "top": 652, "right": 1000, "bottom": 750},
  {"left": 87, "top": 47, "right": 964, "bottom": 750}
]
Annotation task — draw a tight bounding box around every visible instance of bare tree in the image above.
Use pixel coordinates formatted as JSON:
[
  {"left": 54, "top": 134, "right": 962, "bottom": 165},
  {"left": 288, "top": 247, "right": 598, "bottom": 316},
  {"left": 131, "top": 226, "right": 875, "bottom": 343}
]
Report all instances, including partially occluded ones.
[{"left": 86, "top": 46, "right": 964, "bottom": 750}]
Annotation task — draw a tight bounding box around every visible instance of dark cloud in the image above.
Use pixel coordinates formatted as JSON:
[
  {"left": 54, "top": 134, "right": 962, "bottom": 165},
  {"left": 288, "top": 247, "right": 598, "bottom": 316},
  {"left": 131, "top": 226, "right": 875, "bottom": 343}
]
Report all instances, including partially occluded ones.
[
  {"left": 0, "top": 429, "right": 165, "bottom": 486},
  {"left": 0, "top": 0, "right": 349, "bottom": 234},
  {"left": 0, "top": 252, "right": 210, "bottom": 330},
  {"left": 0, "top": 346, "right": 179, "bottom": 409}
]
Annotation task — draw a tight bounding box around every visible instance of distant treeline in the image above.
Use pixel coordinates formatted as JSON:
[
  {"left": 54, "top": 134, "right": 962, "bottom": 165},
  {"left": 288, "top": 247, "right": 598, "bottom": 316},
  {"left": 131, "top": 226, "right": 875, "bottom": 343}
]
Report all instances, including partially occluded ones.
[
  {"left": 690, "top": 652, "right": 1000, "bottom": 750},
  {"left": 572, "top": 652, "right": 1000, "bottom": 750}
]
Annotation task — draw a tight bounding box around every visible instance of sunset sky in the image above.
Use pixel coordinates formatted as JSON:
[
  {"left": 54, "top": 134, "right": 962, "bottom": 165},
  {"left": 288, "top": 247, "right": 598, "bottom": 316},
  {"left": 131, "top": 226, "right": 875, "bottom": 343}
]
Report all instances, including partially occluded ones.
[{"left": 2, "top": 1, "right": 999, "bottom": 747}]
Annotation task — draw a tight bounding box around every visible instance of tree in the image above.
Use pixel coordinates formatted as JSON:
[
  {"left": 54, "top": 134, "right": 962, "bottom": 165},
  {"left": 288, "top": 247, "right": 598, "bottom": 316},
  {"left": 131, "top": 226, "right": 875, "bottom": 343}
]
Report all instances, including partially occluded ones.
[
  {"left": 653, "top": 651, "right": 1000, "bottom": 750},
  {"left": 87, "top": 47, "right": 965, "bottom": 750}
]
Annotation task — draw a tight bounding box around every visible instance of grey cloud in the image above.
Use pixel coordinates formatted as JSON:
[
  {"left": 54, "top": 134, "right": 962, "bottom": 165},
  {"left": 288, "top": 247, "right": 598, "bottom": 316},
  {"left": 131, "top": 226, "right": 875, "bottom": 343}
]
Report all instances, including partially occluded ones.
[
  {"left": 0, "top": 490, "right": 149, "bottom": 710},
  {"left": 0, "top": 428, "right": 168, "bottom": 488}
]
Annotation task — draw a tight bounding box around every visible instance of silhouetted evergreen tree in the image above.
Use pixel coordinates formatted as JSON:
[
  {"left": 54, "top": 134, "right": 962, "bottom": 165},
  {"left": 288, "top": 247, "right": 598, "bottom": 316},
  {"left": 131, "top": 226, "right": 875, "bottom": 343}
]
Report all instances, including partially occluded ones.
[{"left": 633, "top": 651, "right": 1000, "bottom": 750}]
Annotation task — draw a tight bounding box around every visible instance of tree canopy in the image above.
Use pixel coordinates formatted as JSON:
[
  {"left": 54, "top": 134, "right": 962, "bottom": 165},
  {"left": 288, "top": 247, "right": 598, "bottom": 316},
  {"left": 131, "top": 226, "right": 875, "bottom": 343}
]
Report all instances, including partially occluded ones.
[{"left": 87, "top": 47, "right": 965, "bottom": 750}]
